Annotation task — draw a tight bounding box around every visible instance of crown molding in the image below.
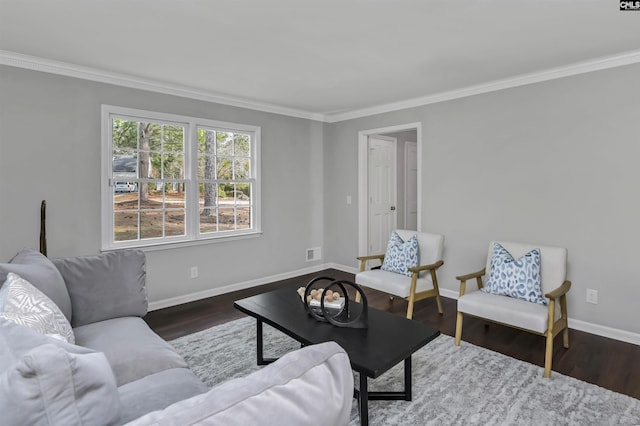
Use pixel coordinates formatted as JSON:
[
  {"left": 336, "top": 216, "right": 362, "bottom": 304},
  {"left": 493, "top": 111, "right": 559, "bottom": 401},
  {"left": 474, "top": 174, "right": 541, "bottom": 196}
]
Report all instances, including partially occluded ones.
[
  {"left": 0, "top": 50, "right": 326, "bottom": 122},
  {"left": 2, "top": 48, "right": 640, "bottom": 124},
  {"left": 323, "top": 48, "right": 640, "bottom": 123}
]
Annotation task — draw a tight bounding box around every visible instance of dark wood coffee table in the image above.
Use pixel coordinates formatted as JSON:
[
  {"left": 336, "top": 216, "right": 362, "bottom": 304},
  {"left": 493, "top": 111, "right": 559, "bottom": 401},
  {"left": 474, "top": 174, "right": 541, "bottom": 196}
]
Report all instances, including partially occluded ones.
[{"left": 234, "top": 282, "right": 440, "bottom": 426}]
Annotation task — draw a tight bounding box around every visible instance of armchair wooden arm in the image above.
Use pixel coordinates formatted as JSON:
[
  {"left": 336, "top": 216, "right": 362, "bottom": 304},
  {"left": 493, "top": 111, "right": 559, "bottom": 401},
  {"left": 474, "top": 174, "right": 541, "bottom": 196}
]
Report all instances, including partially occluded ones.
[
  {"left": 544, "top": 280, "right": 571, "bottom": 300},
  {"left": 408, "top": 259, "right": 444, "bottom": 274},
  {"left": 356, "top": 254, "right": 385, "bottom": 262},
  {"left": 455, "top": 268, "right": 486, "bottom": 282},
  {"left": 455, "top": 268, "right": 486, "bottom": 297},
  {"left": 356, "top": 254, "right": 385, "bottom": 272}
]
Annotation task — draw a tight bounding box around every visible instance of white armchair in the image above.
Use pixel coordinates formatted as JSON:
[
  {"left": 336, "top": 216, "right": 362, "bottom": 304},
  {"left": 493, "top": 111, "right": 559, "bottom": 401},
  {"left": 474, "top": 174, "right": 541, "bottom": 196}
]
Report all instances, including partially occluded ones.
[
  {"left": 455, "top": 241, "right": 571, "bottom": 378},
  {"left": 355, "top": 230, "right": 444, "bottom": 319}
]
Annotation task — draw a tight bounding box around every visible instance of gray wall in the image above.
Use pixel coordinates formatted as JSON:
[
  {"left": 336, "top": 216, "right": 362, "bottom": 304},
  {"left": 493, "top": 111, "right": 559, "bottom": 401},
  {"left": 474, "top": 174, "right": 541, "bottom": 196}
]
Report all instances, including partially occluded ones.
[
  {"left": 0, "top": 65, "right": 325, "bottom": 303},
  {"left": 325, "top": 63, "right": 640, "bottom": 335},
  {"left": 2, "top": 62, "right": 639, "bottom": 336}
]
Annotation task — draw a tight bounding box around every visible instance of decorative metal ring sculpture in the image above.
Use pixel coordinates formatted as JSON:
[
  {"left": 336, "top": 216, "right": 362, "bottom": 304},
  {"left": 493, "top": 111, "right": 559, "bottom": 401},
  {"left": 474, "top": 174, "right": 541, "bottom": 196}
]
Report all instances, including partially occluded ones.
[{"left": 302, "top": 276, "right": 368, "bottom": 328}]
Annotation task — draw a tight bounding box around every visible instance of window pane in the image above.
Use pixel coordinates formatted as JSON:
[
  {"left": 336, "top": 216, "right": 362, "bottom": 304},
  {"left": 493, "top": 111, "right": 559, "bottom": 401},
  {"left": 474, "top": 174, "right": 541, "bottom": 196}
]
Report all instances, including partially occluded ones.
[
  {"left": 198, "top": 128, "right": 216, "bottom": 155},
  {"left": 149, "top": 152, "right": 162, "bottom": 179},
  {"left": 198, "top": 154, "right": 214, "bottom": 180},
  {"left": 142, "top": 186, "right": 163, "bottom": 210},
  {"left": 167, "top": 187, "right": 185, "bottom": 209},
  {"left": 234, "top": 158, "right": 250, "bottom": 179},
  {"left": 218, "top": 207, "right": 235, "bottom": 230},
  {"left": 237, "top": 207, "right": 251, "bottom": 230},
  {"left": 114, "top": 212, "right": 138, "bottom": 241},
  {"left": 163, "top": 125, "right": 184, "bottom": 153},
  {"left": 146, "top": 123, "right": 162, "bottom": 151},
  {"left": 200, "top": 182, "right": 218, "bottom": 209},
  {"left": 114, "top": 190, "right": 138, "bottom": 210},
  {"left": 234, "top": 134, "right": 250, "bottom": 157},
  {"left": 217, "top": 132, "right": 233, "bottom": 156},
  {"left": 163, "top": 154, "right": 184, "bottom": 179},
  {"left": 141, "top": 211, "right": 163, "bottom": 239},
  {"left": 112, "top": 119, "right": 138, "bottom": 152},
  {"left": 236, "top": 183, "right": 251, "bottom": 203},
  {"left": 112, "top": 155, "right": 138, "bottom": 182},
  {"left": 219, "top": 183, "right": 234, "bottom": 200},
  {"left": 138, "top": 151, "right": 152, "bottom": 179},
  {"left": 200, "top": 207, "right": 218, "bottom": 233},
  {"left": 165, "top": 210, "right": 185, "bottom": 237},
  {"left": 216, "top": 157, "right": 233, "bottom": 179}
]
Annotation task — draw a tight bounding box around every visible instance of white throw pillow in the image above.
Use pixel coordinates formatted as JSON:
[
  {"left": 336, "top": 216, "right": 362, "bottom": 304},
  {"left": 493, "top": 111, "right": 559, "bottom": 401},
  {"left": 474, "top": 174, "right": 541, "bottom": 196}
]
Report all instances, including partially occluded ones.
[{"left": 0, "top": 273, "right": 75, "bottom": 343}]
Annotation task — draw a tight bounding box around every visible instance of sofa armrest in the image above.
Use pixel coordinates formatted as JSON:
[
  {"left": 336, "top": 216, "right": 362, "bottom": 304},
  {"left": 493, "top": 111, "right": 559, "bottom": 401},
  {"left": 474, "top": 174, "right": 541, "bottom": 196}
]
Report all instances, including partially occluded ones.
[
  {"left": 125, "top": 341, "right": 354, "bottom": 426},
  {"left": 53, "top": 250, "right": 147, "bottom": 327}
]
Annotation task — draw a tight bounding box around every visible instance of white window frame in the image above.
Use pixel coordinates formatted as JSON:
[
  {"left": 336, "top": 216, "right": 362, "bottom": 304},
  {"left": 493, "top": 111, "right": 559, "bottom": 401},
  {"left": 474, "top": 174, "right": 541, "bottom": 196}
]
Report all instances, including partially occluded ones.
[{"left": 101, "top": 105, "right": 261, "bottom": 251}]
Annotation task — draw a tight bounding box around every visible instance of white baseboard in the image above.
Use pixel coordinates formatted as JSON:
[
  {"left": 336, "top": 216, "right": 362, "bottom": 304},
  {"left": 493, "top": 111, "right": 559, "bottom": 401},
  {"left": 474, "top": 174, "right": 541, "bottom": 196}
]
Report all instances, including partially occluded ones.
[
  {"left": 148, "top": 263, "right": 333, "bottom": 311},
  {"left": 567, "top": 318, "right": 640, "bottom": 346},
  {"left": 150, "top": 262, "right": 640, "bottom": 346},
  {"left": 327, "top": 263, "right": 640, "bottom": 346}
]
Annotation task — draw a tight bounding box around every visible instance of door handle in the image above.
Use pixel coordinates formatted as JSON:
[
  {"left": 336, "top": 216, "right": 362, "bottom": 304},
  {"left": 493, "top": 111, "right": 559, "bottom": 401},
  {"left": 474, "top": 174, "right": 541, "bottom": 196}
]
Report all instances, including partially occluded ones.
[{"left": 390, "top": 206, "right": 396, "bottom": 211}]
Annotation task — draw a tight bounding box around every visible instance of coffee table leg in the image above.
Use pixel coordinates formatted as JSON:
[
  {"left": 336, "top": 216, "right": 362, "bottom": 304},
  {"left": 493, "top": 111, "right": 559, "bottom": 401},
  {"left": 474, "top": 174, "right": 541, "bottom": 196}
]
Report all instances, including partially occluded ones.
[
  {"left": 359, "top": 373, "right": 369, "bottom": 426},
  {"left": 404, "top": 355, "right": 412, "bottom": 401},
  {"left": 256, "top": 320, "right": 278, "bottom": 365},
  {"left": 256, "top": 319, "right": 265, "bottom": 365}
]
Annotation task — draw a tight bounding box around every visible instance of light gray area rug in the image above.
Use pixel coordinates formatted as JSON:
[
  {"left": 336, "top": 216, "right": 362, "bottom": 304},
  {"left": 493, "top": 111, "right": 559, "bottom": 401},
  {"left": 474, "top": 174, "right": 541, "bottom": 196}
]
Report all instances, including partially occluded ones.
[{"left": 170, "top": 317, "right": 640, "bottom": 425}]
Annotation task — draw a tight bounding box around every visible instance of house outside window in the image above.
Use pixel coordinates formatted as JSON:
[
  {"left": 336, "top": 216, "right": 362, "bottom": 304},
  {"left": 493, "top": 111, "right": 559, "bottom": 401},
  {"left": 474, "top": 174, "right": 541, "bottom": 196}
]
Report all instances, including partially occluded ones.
[{"left": 101, "top": 105, "right": 260, "bottom": 250}]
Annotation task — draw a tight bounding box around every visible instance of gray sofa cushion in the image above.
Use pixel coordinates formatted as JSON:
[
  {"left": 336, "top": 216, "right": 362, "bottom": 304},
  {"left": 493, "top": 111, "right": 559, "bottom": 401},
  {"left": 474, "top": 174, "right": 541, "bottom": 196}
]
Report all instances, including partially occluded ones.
[
  {"left": 0, "top": 248, "right": 72, "bottom": 321},
  {"left": 118, "top": 368, "right": 208, "bottom": 424},
  {"left": 126, "top": 341, "right": 354, "bottom": 426},
  {"left": 52, "top": 250, "right": 147, "bottom": 327},
  {"left": 74, "top": 316, "right": 187, "bottom": 386},
  {"left": 0, "top": 343, "right": 121, "bottom": 426}
]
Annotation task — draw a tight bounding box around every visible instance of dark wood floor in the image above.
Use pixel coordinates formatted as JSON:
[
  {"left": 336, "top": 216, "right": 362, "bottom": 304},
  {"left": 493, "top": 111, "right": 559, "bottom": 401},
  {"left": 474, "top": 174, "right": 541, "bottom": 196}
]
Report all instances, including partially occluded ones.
[{"left": 145, "top": 268, "right": 640, "bottom": 401}]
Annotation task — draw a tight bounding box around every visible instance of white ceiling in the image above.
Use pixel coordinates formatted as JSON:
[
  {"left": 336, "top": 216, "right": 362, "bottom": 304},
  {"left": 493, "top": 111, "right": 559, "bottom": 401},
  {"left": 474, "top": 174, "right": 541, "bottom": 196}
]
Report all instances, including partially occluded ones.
[{"left": 1, "top": 0, "right": 640, "bottom": 121}]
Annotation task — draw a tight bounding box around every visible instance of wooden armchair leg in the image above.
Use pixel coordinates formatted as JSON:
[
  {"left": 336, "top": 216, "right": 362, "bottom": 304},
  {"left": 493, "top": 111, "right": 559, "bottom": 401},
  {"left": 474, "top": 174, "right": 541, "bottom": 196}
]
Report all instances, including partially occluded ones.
[
  {"left": 431, "top": 271, "right": 443, "bottom": 315},
  {"left": 544, "top": 332, "right": 554, "bottom": 378},
  {"left": 435, "top": 294, "right": 443, "bottom": 315},
  {"left": 455, "top": 312, "right": 463, "bottom": 346},
  {"left": 561, "top": 295, "right": 569, "bottom": 349},
  {"left": 406, "top": 298, "right": 415, "bottom": 320}
]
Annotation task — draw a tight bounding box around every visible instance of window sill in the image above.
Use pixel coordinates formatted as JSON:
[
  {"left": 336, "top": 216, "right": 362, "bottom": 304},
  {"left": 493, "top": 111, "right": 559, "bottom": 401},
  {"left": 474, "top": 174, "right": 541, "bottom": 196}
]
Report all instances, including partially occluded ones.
[{"left": 101, "top": 231, "right": 263, "bottom": 253}]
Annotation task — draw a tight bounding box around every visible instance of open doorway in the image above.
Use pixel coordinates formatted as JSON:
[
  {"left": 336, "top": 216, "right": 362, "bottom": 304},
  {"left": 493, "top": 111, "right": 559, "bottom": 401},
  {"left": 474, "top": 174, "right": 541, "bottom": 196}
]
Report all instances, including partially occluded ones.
[{"left": 358, "top": 123, "right": 421, "bottom": 256}]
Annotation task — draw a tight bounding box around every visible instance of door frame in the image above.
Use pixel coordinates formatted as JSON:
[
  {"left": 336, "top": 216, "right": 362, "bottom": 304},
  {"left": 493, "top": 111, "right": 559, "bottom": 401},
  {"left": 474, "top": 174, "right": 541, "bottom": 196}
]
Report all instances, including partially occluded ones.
[
  {"left": 358, "top": 122, "right": 422, "bottom": 256},
  {"left": 404, "top": 141, "right": 418, "bottom": 230}
]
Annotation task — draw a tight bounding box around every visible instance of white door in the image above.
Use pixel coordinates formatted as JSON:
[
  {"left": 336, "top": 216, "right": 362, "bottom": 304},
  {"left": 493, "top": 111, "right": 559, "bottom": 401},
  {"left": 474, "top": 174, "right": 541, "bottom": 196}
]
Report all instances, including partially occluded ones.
[
  {"left": 404, "top": 141, "right": 418, "bottom": 231},
  {"left": 368, "top": 135, "right": 397, "bottom": 254}
]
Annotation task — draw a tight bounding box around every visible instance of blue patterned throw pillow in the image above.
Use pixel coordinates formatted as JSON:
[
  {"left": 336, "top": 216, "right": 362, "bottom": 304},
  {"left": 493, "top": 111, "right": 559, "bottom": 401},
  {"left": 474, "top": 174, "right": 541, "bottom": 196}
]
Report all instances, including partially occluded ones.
[
  {"left": 381, "top": 231, "right": 419, "bottom": 277},
  {"left": 482, "top": 243, "right": 546, "bottom": 305}
]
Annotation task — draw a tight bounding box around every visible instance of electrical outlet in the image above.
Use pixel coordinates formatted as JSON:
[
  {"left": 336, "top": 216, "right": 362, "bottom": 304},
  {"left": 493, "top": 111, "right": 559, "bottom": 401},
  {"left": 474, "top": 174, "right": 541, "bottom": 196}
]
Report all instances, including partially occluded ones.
[
  {"left": 190, "top": 266, "right": 199, "bottom": 279},
  {"left": 306, "top": 247, "right": 322, "bottom": 262},
  {"left": 586, "top": 289, "right": 598, "bottom": 304}
]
